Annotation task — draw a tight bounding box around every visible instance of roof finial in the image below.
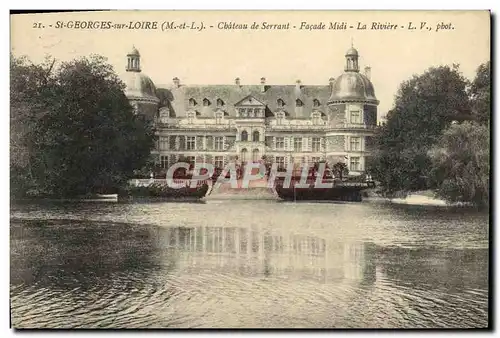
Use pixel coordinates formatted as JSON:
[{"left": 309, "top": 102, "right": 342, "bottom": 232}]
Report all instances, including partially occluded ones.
[{"left": 351, "top": 37, "right": 354, "bottom": 48}]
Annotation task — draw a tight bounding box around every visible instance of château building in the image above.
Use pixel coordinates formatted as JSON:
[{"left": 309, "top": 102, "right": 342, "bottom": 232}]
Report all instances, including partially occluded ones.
[{"left": 123, "top": 45, "right": 379, "bottom": 176}]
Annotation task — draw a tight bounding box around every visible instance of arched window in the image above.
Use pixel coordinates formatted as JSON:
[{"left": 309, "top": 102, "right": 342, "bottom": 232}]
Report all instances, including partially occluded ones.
[
  {"left": 313, "top": 99, "right": 321, "bottom": 107},
  {"left": 203, "top": 98, "right": 211, "bottom": 106},
  {"left": 296, "top": 99, "right": 304, "bottom": 107},
  {"left": 252, "top": 149, "right": 260, "bottom": 162},
  {"left": 252, "top": 130, "right": 260, "bottom": 142},
  {"left": 241, "top": 130, "right": 248, "bottom": 141},
  {"left": 188, "top": 98, "right": 197, "bottom": 107},
  {"left": 241, "top": 148, "right": 248, "bottom": 162},
  {"left": 277, "top": 98, "right": 285, "bottom": 108},
  {"left": 216, "top": 98, "right": 224, "bottom": 107}
]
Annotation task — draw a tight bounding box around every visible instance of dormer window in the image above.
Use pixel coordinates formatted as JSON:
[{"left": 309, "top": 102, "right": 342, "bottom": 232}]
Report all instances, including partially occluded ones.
[
  {"left": 276, "top": 111, "right": 285, "bottom": 125},
  {"left": 296, "top": 99, "right": 304, "bottom": 107},
  {"left": 188, "top": 98, "right": 197, "bottom": 107},
  {"left": 187, "top": 111, "right": 196, "bottom": 124},
  {"left": 277, "top": 99, "right": 285, "bottom": 108},
  {"left": 216, "top": 98, "right": 224, "bottom": 107},
  {"left": 311, "top": 111, "right": 322, "bottom": 125},
  {"left": 313, "top": 99, "right": 321, "bottom": 107},
  {"left": 203, "top": 98, "right": 211, "bottom": 106},
  {"left": 215, "top": 111, "right": 223, "bottom": 124}
]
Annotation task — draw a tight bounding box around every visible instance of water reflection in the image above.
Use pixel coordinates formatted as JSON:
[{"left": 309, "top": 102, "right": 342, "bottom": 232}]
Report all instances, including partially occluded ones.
[
  {"left": 156, "top": 225, "right": 375, "bottom": 284},
  {"left": 10, "top": 201, "right": 489, "bottom": 328}
]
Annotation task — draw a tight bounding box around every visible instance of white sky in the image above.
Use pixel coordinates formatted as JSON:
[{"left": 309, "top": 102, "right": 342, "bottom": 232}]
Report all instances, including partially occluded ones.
[{"left": 11, "top": 11, "right": 490, "bottom": 118}]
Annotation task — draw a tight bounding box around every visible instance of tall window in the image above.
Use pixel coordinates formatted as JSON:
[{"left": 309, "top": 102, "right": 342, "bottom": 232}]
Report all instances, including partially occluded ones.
[
  {"left": 187, "top": 111, "right": 195, "bottom": 124},
  {"left": 276, "top": 156, "right": 286, "bottom": 170},
  {"left": 186, "top": 136, "right": 196, "bottom": 150},
  {"left": 214, "top": 136, "right": 224, "bottom": 150},
  {"left": 241, "top": 130, "right": 248, "bottom": 141},
  {"left": 241, "top": 148, "right": 248, "bottom": 162},
  {"left": 275, "top": 137, "right": 285, "bottom": 150},
  {"left": 350, "top": 157, "right": 361, "bottom": 171},
  {"left": 159, "top": 137, "right": 169, "bottom": 150},
  {"left": 350, "top": 110, "right": 361, "bottom": 124},
  {"left": 350, "top": 137, "right": 361, "bottom": 151},
  {"left": 252, "top": 149, "right": 260, "bottom": 162},
  {"left": 293, "top": 138, "right": 303, "bottom": 152},
  {"left": 247, "top": 108, "right": 254, "bottom": 117},
  {"left": 238, "top": 108, "right": 245, "bottom": 117},
  {"left": 160, "top": 155, "right": 168, "bottom": 168},
  {"left": 252, "top": 131, "right": 260, "bottom": 142},
  {"left": 214, "top": 156, "right": 224, "bottom": 169},
  {"left": 312, "top": 137, "right": 321, "bottom": 152}
]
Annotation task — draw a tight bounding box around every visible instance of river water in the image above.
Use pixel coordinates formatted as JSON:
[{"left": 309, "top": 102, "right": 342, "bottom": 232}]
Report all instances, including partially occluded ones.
[{"left": 10, "top": 197, "right": 489, "bottom": 328}]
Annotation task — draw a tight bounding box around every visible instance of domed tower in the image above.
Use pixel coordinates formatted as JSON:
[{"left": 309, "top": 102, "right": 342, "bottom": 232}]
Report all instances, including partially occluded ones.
[
  {"left": 123, "top": 46, "right": 160, "bottom": 120},
  {"left": 326, "top": 46, "right": 379, "bottom": 175},
  {"left": 328, "top": 46, "right": 378, "bottom": 105}
]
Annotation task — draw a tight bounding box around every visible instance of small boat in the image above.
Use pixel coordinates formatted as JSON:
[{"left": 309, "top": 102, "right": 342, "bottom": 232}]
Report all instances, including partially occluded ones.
[
  {"left": 273, "top": 177, "right": 375, "bottom": 202},
  {"left": 95, "top": 194, "right": 119, "bottom": 200}
]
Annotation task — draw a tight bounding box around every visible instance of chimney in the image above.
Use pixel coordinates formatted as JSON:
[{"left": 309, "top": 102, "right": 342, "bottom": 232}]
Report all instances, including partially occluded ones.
[
  {"left": 329, "top": 77, "right": 335, "bottom": 89},
  {"left": 295, "top": 79, "right": 302, "bottom": 95},
  {"left": 260, "top": 77, "right": 266, "bottom": 92},
  {"left": 172, "top": 77, "right": 180, "bottom": 88},
  {"left": 364, "top": 66, "right": 371, "bottom": 80},
  {"left": 235, "top": 77, "right": 241, "bottom": 86}
]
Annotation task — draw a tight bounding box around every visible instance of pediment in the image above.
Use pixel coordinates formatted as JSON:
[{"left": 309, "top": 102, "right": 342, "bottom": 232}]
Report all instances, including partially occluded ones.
[{"left": 234, "top": 95, "right": 266, "bottom": 107}]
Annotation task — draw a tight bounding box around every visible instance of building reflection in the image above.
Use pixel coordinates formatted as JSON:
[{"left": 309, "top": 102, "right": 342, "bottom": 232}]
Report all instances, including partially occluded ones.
[{"left": 158, "top": 225, "right": 376, "bottom": 285}]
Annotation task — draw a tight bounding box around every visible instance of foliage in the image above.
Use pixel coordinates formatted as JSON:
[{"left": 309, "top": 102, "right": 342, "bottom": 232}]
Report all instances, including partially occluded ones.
[
  {"left": 469, "top": 61, "right": 490, "bottom": 125},
  {"left": 10, "top": 54, "right": 156, "bottom": 198},
  {"left": 331, "top": 162, "right": 349, "bottom": 180},
  {"left": 429, "top": 121, "right": 490, "bottom": 207},
  {"left": 368, "top": 65, "right": 472, "bottom": 195}
]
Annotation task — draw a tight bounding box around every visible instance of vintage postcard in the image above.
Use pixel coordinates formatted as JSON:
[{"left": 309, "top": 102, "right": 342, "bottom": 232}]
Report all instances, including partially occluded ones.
[{"left": 10, "top": 10, "right": 490, "bottom": 329}]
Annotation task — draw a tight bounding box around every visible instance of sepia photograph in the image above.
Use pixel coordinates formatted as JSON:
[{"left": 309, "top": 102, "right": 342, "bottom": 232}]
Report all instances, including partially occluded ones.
[{"left": 9, "top": 10, "right": 491, "bottom": 329}]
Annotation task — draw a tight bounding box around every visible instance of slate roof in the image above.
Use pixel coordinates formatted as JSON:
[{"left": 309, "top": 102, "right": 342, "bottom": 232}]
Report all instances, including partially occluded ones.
[{"left": 156, "top": 84, "right": 332, "bottom": 119}]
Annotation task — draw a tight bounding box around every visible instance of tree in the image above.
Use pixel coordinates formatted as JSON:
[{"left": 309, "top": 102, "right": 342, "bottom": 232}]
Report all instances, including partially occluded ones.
[
  {"left": 10, "top": 54, "right": 156, "bottom": 198},
  {"left": 368, "top": 65, "right": 472, "bottom": 195},
  {"left": 331, "top": 162, "right": 349, "bottom": 180},
  {"left": 469, "top": 61, "right": 490, "bottom": 125},
  {"left": 10, "top": 55, "right": 58, "bottom": 197},
  {"left": 429, "top": 121, "right": 489, "bottom": 207}
]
